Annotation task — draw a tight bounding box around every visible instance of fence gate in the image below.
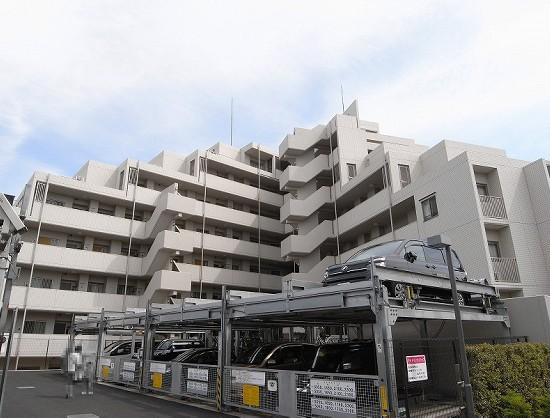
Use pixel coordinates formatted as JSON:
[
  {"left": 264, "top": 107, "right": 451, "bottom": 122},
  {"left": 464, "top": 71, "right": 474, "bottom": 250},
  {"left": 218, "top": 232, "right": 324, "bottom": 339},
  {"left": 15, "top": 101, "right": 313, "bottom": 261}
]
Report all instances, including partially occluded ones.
[{"left": 394, "top": 339, "right": 464, "bottom": 418}]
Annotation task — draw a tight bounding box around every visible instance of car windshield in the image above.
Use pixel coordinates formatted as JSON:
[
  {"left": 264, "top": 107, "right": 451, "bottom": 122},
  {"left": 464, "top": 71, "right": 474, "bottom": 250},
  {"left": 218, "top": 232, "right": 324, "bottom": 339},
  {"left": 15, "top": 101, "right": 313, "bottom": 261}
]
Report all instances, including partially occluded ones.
[
  {"left": 156, "top": 340, "right": 171, "bottom": 350},
  {"left": 249, "top": 344, "right": 277, "bottom": 365},
  {"left": 346, "top": 241, "right": 403, "bottom": 263},
  {"left": 311, "top": 345, "right": 346, "bottom": 372}
]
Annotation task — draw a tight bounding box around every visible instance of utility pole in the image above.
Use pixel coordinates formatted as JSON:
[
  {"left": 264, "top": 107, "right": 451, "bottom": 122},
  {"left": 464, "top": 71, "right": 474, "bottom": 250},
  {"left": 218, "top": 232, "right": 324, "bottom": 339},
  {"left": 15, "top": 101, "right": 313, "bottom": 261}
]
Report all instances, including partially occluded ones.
[{"left": 428, "top": 235, "right": 475, "bottom": 418}]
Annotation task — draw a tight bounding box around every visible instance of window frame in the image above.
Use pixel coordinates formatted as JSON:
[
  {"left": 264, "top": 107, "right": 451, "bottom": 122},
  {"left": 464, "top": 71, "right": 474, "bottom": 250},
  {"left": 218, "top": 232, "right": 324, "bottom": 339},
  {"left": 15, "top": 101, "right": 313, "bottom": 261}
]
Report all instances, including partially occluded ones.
[
  {"left": 347, "top": 163, "right": 357, "bottom": 179},
  {"left": 398, "top": 164, "right": 411, "bottom": 188},
  {"left": 420, "top": 194, "right": 439, "bottom": 221}
]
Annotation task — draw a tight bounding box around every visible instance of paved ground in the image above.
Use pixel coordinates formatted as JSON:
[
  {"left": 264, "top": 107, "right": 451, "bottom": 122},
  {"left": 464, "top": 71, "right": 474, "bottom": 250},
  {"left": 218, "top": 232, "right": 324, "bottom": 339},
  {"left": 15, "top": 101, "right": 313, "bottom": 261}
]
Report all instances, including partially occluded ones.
[{"left": 3, "top": 371, "right": 232, "bottom": 418}]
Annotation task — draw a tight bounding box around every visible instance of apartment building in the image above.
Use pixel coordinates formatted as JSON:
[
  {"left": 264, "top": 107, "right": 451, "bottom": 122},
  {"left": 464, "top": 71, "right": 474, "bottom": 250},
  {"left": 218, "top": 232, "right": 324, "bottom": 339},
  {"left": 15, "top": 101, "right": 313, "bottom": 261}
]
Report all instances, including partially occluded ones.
[
  {"left": 279, "top": 101, "right": 550, "bottom": 299},
  {"left": 6, "top": 99, "right": 550, "bottom": 368},
  {"left": 8, "top": 142, "right": 292, "bottom": 368}
]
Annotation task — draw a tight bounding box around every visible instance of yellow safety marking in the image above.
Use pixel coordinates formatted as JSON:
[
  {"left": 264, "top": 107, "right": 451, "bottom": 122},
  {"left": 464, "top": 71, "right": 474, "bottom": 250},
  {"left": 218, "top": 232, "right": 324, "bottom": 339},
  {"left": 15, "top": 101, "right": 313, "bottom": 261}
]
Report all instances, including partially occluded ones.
[
  {"left": 242, "top": 384, "right": 260, "bottom": 407},
  {"left": 101, "top": 365, "right": 110, "bottom": 379},
  {"left": 380, "top": 384, "right": 389, "bottom": 417},
  {"left": 152, "top": 372, "right": 163, "bottom": 388}
]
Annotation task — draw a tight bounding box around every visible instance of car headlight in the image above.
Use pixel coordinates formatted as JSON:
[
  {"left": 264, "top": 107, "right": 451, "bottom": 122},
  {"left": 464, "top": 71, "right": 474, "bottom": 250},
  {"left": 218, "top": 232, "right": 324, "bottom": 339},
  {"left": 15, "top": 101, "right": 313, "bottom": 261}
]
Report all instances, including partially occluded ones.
[
  {"left": 323, "top": 271, "right": 328, "bottom": 279},
  {"left": 374, "top": 257, "right": 386, "bottom": 267}
]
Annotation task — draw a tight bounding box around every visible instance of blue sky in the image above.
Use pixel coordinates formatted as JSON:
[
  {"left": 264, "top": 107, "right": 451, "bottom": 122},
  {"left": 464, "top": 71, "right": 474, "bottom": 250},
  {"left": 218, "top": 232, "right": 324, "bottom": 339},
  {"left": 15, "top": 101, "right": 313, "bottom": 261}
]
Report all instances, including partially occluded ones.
[{"left": 1, "top": 0, "right": 550, "bottom": 196}]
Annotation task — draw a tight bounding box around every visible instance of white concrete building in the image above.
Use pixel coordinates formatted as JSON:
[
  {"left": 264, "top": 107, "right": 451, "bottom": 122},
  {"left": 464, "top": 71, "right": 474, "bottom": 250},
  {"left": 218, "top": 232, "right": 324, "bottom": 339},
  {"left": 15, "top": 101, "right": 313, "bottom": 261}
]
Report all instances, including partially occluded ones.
[
  {"left": 280, "top": 101, "right": 550, "bottom": 299},
  {"left": 9, "top": 142, "right": 291, "bottom": 367},
  {"left": 7, "top": 99, "right": 550, "bottom": 367}
]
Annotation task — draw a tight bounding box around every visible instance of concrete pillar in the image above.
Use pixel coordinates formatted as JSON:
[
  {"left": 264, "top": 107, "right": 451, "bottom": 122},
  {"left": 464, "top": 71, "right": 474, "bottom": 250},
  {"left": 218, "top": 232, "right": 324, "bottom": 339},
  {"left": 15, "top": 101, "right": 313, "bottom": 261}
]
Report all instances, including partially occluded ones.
[
  {"left": 78, "top": 274, "right": 89, "bottom": 292},
  {"left": 89, "top": 200, "right": 99, "bottom": 213}
]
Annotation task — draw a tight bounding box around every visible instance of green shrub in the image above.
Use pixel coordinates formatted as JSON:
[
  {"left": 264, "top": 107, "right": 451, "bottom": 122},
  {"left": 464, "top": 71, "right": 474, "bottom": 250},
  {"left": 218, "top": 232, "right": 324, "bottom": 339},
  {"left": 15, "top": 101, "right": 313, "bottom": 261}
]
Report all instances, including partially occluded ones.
[
  {"left": 500, "top": 392, "right": 531, "bottom": 417},
  {"left": 533, "top": 394, "right": 550, "bottom": 418},
  {"left": 466, "top": 343, "right": 550, "bottom": 417}
]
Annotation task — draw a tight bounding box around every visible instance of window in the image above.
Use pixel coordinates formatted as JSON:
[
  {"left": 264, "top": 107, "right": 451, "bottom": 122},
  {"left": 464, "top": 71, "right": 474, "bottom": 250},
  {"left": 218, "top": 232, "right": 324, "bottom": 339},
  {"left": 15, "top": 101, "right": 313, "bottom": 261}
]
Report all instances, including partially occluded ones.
[
  {"left": 404, "top": 244, "right": 426, "bottom": 263},
  {"left": 38, "top": 236, "right": 61, "bottom": 246},
  {"left": 424, "top": 246, "right": 446, "bottom": 265},
  {"left": 250, "top": 159, "right": 259, "bottom": 168},
  {"left": 119, "top": 170, "right": 125, "bottom": 190},
  {"left": 249, "top": 264, "right": 259, "bottom": 273},
  {"left": 232, "top": 202, "right": 243, "bottom": 211},
  {"left": 117, "top": 285, "right": 137, "bottom": 295},
  {"left": 72, "top": 199, "right": 89, "bottom": 211},
  {"left": 46, "top": 198, "right": 65, "bottom": 206},
  {"left": 191, "top": 291, "right": 207, "bottom": 299},
  {"left": 214, "top": 228, "right": 226, "bottom": 237},
  {"left": 97, "top": 204, "right": 115, "bottom": 216},
  {"left": 66, "top": 238, "right": 84, "bottom": 250},
  {"left": 476, "top": 183, "right": 489, "bottom": 196},
  {"left": 128, "top": 167, "right": 138, "bottom": 185},
  {"left": 232, "top": 264, "right": 240, "bottom": 271},
  {"left": 398, "top": 165, "right": 411, "bottom": 188},
  {"left": 347, "top": 163, "right": 357, "bottom": 179},
  {"left": 215, "top": 199, "right": 227, "bottom": 207},
  {"left": 60, "top": 279, "right": 78, "bottom": 291},
  {"left": 31, "top": 277, "right": 52, "bottom": 289},
  {"left": 487, "top": 241, "right": 501, "bottom": 258},
  {"left": 193, "top": 259, "right": 209, "bottom": 266},
  {"left": 213, "top": 258, "right": 226, "bottom": 269},
  {"left": 232, "top": 231, "right": 242, "bottom": 240},
  {"left": 189, "top": 159, "right": 195, "bottom": 176},
  {"left": 87, "top": 281, "right": 105, "bottom": 293},
  {"left": 92, "top": 240, "right": 111, "bottom": 253},
  {"left": 53, "top": 321, "right": 71, "bottom": 334},
  {"left": 420, "top": 194, "right": 438, "bottom": 221},
  {"left": 23, "top": 321, "right": 46, "bottom": 334}
]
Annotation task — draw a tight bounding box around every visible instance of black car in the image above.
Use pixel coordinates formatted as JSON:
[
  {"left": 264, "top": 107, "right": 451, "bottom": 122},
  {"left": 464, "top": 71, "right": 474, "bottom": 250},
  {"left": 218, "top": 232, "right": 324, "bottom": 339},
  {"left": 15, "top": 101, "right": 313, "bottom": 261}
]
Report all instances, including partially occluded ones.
[
  {"left": 310, "top": 341, "right": 377, "bottom": 375},
  {"left": 103, "top": 340, "right": 142, "bottom": 357},
  {"left": 238, "top": 343, "right": 318, "bottom": 371},
  {"left": 173, "top": 348, "right": 219, "bottom": 365},
  {"left": 152, "top": 339, "right": 205, "bottom": 361},
  {"left": 323, "top": 239, "right": 468, "bottom": 300}
]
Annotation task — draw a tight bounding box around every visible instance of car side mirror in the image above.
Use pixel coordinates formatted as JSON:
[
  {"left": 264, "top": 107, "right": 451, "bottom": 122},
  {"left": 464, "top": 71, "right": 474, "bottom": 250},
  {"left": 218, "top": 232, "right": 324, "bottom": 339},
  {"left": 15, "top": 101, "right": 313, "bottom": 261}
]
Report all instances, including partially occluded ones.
[{"left": 404, "top": 251, "right": 417, "bottom": 263}]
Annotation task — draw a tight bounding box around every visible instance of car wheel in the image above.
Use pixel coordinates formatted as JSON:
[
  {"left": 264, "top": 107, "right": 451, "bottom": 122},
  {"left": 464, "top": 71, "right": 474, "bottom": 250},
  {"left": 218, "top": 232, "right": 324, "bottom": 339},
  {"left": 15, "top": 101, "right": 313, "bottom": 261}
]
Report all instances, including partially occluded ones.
[
  {"left": 456, "top": 292, "right": 465, "bottom": 306},
  {"left": 392, "top": 283, "right": 406, "bottom": 299}
]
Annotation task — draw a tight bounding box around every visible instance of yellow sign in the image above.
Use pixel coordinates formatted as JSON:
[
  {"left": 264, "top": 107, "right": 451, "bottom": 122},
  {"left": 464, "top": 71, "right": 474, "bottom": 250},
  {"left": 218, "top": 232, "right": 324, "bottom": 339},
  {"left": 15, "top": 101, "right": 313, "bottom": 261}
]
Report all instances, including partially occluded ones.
[
  {"left": 380, "top": 384, "right": 389, "bottom": 416},
  {"left": 101, "top": 365, "right": 110, "bottom": 379},
  {"left": 242, "top": 384, "right": 260, "bottom": 407},
  {"left": 152, "top": 372, "right": 163, "bottom": 388}
]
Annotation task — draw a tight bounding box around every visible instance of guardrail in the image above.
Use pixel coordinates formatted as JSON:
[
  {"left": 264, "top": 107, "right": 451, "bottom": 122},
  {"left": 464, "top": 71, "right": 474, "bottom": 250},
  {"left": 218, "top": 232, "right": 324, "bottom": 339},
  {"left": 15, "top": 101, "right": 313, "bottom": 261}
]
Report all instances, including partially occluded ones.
[
  {"left": 479, "top": 195, "right": 507, "bottom": 219},
  {"left": 491, "top": 257, "right": 520, "bottom": 283}
]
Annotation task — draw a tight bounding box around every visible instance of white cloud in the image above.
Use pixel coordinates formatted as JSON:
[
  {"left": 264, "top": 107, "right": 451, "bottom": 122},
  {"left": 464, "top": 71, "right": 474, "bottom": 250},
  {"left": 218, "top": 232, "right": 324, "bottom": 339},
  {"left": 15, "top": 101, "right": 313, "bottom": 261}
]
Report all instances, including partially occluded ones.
[{"left": 0, "top": 0, "right": 549, "bottom": 194}]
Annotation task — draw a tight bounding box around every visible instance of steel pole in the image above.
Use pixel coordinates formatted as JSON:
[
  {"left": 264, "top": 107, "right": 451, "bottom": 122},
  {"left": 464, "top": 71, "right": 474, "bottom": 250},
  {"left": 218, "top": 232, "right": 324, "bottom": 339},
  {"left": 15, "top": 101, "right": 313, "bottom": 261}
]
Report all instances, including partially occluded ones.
[
  {"left": 0, "top": 308, "right": 18, "bottom": 417},
  {"left": 445, "top": 245, "right": 475, "bottom": 418}
]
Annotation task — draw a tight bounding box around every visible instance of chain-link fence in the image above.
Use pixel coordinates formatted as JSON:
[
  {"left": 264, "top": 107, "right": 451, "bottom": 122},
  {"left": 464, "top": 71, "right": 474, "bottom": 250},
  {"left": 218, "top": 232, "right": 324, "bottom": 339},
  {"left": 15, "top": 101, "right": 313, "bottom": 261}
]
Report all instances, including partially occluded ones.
[
  {"left": 223, "top": 366, "right": 280, "bottom": 414},
  {"left": 119, "top": 358, "right": 141, "bottom": 387},
  {"left": 143, "top": 360, "right": 174, "bottom": 394},
  {"left": 394, "top": 339, "right": 464, "bottom": 418},
  {"left": 295, "top": 372, "right": 380, "bottom": 418},
  {"left": 97, "top": 356, "right": 120, "bottom": 383}
]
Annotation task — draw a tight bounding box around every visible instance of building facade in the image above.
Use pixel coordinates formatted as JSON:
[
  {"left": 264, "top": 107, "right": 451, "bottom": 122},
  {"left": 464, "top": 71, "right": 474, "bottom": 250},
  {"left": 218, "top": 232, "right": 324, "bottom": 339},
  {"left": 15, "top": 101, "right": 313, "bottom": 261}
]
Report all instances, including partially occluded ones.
[
  {"left": 6, "top": 99, "right": 550, "bottom": 367},
  {"left": 280, "top": 101, "right": 550, "bottom": 299},
  {"left": 9, "top": 142, "right": 291, "bottom": 367}
]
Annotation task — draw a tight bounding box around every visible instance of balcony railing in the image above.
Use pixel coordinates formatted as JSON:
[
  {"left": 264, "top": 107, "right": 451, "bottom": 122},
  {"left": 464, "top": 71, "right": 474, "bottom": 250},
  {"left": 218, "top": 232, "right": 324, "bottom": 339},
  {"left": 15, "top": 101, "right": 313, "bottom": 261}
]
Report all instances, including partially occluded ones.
[
  {"left": 491, "top": 257, "right": 520, "bottom": 283},
  {"left": 479, "top": 195, "right": 507, "bottom": 219}
]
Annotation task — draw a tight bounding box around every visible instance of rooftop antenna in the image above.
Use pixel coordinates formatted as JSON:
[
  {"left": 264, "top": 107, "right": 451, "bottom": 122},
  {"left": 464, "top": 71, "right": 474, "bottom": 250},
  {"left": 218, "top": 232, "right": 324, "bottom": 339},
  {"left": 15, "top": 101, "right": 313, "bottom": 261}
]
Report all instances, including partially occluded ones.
[
  {"left": 230, "top": 97, "right": 234, "bottom": 146},
  {"left": 340, "top": 84, "right": 345, "bottom": 113}
]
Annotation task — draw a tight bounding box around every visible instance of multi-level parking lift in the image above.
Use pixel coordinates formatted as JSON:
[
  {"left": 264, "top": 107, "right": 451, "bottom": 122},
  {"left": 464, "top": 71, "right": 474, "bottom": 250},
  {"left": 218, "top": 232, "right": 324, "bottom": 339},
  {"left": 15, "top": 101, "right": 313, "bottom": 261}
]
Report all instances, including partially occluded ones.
[{"left": 73, "top": 265, "right": 509, "bottom": 418}]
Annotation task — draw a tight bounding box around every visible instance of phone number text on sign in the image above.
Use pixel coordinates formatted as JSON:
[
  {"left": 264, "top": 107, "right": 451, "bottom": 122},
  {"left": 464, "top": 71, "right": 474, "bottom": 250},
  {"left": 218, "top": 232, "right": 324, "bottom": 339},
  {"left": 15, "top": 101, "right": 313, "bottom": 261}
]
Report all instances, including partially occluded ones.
[
  {"left": 310, "top": 379, "right": 356, "bottom": 399},
  {"left": 311, "top": 398, "right": 357, "bottom": 415}
]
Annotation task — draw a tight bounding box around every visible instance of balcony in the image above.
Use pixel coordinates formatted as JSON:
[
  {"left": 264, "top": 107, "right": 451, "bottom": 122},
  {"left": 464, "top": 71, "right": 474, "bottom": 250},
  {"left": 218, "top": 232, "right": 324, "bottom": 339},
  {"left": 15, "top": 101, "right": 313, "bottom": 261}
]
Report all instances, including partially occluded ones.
[
  {"left": 479, "top": 195, "right": 507, "bottom": 219},
  {"left": 492, "top": 257, "right": 520, "bottom": 283}
]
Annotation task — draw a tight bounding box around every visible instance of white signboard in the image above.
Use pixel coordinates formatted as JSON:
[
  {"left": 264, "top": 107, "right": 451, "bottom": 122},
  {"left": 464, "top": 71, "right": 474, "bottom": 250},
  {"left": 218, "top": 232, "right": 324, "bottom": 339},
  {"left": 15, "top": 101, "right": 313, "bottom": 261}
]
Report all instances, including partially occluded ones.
[
  {"left": 150, "top": 362, "right": 167, "bottom": 374},
  {"left": 122, "top": 371, "right": 135, "bottom": 381},
  {"left": 310, "top": 379, "right": 356, "bottom": 400},
  {"left": 267, "top": 380, "right": 278, "bottom": 392},
  {"left": 187, "top": 368, "right": 209, "bottom": 382},
  {"left": 406, "top": 355, "right": 428, "bottom": 382},
  {"left": 187, "top": 380, "right": 208, "bottom": 396},
  {"left": 231, "top": 369, "right": 265, "bottom": 386},
  {"left": 123, "top": 362, "right": 136, "bottom": 372},
  {"left": 100, "top": 358, "right": 112, "bottom": 367},
  {"left": 311, "top": 398, "right": 357, "bottom": 416}
]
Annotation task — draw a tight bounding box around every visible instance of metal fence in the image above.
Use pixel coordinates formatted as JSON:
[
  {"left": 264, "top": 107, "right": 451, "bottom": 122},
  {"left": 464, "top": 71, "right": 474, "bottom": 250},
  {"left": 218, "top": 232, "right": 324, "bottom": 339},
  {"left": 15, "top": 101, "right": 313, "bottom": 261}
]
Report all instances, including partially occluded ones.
[
  {"left": 479, "top": 195, "right": 507, "bottom": 219},
  {"left": 223, "top": 366, "right": 280, "bottom": 414},
  {"left": 143, "top": 360, "right": 174, "bottom": 394},
  {"left": 179, "top": 363, "right": 218, "bottom": 402},
  {"left": 295, "top": 372, "right": 381, "bottom": 418},
  {"left": 491, "top": 257, "right": 520, "bottom": 283},
  {"left": 394, "top": 339, "right": 464, "bottom": 418}
]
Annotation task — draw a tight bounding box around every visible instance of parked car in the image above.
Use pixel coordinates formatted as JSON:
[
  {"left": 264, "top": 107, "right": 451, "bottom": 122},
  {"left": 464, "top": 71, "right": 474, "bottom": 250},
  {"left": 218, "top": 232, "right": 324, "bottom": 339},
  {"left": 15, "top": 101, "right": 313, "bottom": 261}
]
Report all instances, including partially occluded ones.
[
  {"left": 237, "top": 343, "right": 318, "bottom": 371},
  {"left": 322, "top": 239, "right": 468, "bottom": 302},
  {"left": 310, "top": 341, "right": 377, "bottom": 375},
  {"left": 103, "top": 340, "right": 142, "bottom": 357},
  {"left": 173, "top": 348, "right": 219, "bottom": 365},
  {"left": 152, "top": 339, "right": 204, "bottom": 361}
]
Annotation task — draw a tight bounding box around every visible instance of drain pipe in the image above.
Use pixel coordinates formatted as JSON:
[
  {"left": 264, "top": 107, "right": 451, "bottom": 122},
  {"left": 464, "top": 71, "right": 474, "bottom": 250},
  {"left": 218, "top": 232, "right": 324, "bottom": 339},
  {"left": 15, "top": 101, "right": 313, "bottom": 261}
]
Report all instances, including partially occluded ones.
[
  {"left": 15, "top": 175, "right": 50, "bottom": 370},
  {"left": 257, "top": 145, "right": 262, "bottom": 292},
  {"left": 382, "top": 156, "right": 396, "bottom": 240},
  {"left": 199, "top": 151, "right": 208, "bottom": 299},
  {"left": 328, "top": 130, "right": 341, "bottom": 264},
  {"left": 123, "top": 162, "right": 140, "bottom": 313}
]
